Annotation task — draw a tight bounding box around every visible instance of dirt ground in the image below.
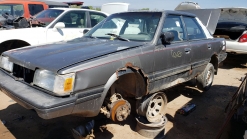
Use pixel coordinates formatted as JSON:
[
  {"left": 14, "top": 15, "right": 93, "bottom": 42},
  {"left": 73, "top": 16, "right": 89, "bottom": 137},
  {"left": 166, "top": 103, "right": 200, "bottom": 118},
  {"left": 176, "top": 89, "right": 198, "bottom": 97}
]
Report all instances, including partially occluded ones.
[{"left": 0, "top": 54, "right": 247, "bottom": 139}]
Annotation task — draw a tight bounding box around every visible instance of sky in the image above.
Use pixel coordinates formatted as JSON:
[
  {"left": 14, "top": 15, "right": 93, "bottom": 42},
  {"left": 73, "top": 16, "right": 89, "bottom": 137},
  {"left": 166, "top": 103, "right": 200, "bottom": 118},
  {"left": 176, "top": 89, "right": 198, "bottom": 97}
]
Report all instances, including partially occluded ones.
[{"left": 56, "top": 0, "right": 247, "bottom": 10}]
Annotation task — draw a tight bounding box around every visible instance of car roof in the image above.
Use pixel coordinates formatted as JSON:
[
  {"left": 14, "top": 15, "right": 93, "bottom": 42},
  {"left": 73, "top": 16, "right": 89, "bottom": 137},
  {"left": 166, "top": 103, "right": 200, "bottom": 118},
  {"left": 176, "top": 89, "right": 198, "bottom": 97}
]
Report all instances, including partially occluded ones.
[
  {"left": 111, "top": 10, "right": 196, "bottom": 17},
  {"left": 49, "top": 8, "right": 110, "bottom": 16},
  {"left": 0, "top": 0, "right": 45, "bottom": 4},
  {"left": 164, "top": 10, "right": 196, "bottom": 17}
]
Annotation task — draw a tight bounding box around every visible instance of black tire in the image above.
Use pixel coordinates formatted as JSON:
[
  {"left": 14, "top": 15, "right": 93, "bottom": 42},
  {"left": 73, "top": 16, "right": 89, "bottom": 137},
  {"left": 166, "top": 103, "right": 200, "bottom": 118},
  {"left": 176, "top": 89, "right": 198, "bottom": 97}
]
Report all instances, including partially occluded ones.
[{"left": 196, "top": 63, "right": 214, "bottom": 91}]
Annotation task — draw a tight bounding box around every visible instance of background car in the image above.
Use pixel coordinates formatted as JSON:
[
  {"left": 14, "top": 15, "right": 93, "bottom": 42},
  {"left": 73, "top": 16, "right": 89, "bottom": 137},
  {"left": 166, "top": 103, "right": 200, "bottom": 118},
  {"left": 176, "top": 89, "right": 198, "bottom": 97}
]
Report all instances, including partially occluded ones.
[
  {"left": 0, "top": 0, "right": 68, "bottom": 18},
  {"left": 214, "top": 8, "right": 247, "bottom": 54},
  {"left": 0, "top": 8, "right": 109, "bottom": 54}
]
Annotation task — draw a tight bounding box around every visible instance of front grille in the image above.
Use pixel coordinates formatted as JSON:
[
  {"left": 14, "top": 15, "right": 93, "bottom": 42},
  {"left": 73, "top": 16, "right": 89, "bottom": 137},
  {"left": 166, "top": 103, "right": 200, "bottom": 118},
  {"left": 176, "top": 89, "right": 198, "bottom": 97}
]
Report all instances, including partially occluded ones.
[{"left": 13, "top": 64, "right": 35, "bottom": 83}]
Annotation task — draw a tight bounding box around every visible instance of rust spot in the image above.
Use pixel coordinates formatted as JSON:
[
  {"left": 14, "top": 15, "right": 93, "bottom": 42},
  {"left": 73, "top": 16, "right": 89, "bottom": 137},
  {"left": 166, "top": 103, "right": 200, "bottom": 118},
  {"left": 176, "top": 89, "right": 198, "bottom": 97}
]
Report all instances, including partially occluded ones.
[
  {"left": 114, "top": 64, "right": 149, "bottom": 99},
  {"left": 125, "top": 62, "right": 134, "bottom": 67}
]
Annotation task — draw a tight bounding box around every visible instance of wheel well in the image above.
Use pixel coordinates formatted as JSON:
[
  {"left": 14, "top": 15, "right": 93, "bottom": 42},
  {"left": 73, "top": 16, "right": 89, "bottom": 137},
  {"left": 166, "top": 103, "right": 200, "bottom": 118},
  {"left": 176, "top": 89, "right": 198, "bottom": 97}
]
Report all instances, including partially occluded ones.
[
  {"left": 108, "top": 66, "right": 148, "bottom": 100},
  {"left": 210, "top": 54, "right": 218, "bottom": 75},
  {"left": 0, "top": 40, "right": 30, "bottom": 54}
]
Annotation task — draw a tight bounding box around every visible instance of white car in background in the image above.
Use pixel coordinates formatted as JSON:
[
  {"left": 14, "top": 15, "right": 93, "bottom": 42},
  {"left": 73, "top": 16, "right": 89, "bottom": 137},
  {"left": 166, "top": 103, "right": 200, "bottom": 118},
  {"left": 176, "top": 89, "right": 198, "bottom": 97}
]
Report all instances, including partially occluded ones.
[
  {"left": 0, "top": 8, "right": 108, "bottom": 53},
  {"left": 214, "top": 8, "right": 247, "bottom": 54}
]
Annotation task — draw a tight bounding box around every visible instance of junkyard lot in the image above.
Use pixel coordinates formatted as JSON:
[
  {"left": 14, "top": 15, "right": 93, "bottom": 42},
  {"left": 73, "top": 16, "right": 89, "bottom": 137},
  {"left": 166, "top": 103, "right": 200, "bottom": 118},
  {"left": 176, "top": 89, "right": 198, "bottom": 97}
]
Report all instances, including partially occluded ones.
[{"left": 0, "top": 55, "right": 246, "bottom": 139}]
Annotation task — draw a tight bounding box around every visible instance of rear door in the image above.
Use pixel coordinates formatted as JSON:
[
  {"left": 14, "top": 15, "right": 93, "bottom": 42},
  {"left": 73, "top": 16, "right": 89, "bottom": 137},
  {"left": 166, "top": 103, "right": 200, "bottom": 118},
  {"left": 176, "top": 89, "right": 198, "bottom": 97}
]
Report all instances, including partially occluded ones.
[
  {"left": 154, "top": 15, "right": 192, "bottom": 82},
  {"left": 182, "top": 16, "right": 212, "bottom": 72}
]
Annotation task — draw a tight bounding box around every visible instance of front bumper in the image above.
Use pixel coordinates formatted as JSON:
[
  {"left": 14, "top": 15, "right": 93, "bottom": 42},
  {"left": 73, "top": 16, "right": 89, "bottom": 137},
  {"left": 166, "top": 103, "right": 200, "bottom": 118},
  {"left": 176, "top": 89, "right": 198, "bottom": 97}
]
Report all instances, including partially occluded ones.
[{"left": 0, "top": 69, "right": 77, "bottom": 119}]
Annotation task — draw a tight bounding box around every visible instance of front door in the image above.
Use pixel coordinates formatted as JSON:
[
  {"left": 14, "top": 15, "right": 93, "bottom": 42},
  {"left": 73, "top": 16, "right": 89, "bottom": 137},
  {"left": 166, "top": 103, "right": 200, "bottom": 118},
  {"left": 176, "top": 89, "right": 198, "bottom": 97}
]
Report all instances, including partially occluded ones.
[
  {"left": 153, "top": 15, "right": 192, "bottom": 91},
  {"left": 46, "top": 10, "right": 89, "bottom": 43}
]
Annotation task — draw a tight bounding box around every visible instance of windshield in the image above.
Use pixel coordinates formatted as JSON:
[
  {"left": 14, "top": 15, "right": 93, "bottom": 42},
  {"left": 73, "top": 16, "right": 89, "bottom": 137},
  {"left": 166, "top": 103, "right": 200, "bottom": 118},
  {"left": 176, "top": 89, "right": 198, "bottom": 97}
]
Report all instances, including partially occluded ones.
[
  {"left": 85, "top": 12, "right": 162, "bottom": 42},
  {"left": 34, "top": 9, "right": 64, "bottom": 27},
  {"left": 0, "top": 4, "right": 24, "bottom": 16}
]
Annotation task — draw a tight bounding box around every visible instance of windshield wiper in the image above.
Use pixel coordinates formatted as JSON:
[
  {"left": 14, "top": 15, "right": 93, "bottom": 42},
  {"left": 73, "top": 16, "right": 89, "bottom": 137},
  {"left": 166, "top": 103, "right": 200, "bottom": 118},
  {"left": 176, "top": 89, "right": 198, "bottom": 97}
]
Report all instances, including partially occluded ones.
[{"left": 106, "top": 33, "right": 130, "bottom": 42}]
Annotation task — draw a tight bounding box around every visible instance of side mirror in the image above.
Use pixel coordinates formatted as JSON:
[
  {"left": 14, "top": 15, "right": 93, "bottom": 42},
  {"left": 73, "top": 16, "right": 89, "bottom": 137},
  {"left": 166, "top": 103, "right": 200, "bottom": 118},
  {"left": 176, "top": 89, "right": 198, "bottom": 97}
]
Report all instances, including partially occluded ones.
[
  {"left": 54, "top": 22, "right": 65, "bottom": 29},
  {"left": 160, "top": 32, "right": 174, "bottom": 45},
  {"left": 83, "top": 29, "right": 89, "bottom": 34}
]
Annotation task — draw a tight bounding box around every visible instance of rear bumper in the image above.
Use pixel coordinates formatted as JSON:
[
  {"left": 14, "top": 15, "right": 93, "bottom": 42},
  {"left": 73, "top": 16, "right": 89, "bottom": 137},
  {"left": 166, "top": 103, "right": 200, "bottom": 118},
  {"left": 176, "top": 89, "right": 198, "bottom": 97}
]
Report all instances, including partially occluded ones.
[
  {"left": 226, "top": 41, "right": 247, "bottom": 54},
  {"left": 0, "top": 69, "right": 102, "bottom": 119},
  {"left": 218, "top": 52, "right": 227, "bottom": 63}
]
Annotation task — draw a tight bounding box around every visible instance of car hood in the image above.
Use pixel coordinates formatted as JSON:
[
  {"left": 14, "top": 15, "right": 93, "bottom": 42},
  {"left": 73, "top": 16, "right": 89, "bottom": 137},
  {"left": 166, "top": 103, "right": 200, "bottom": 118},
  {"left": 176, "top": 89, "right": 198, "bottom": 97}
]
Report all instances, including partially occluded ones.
[
  {"left": 218, "top": 8, "right": 247, "bottom": 24},
  {"left": 3, "top": 38, "right": 145, "bottom": 73}
]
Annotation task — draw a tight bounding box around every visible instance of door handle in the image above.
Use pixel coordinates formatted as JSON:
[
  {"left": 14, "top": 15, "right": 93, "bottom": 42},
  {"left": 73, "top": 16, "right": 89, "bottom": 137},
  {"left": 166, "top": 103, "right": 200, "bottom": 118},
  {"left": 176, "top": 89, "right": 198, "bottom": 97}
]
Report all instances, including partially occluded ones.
[{"left": 184, "top": 48, "right": 191, "bottom": 54}]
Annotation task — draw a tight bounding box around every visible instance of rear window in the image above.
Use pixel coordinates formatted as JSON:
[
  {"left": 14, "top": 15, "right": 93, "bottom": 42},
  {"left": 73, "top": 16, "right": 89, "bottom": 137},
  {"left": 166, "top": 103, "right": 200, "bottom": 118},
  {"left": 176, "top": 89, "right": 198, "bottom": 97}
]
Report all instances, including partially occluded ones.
[
  {"left": 0, "top": 4, "right": 24, "bottom": 16},
  {"left": 28, "top": 4, "right": 44, "bottom": 16}
]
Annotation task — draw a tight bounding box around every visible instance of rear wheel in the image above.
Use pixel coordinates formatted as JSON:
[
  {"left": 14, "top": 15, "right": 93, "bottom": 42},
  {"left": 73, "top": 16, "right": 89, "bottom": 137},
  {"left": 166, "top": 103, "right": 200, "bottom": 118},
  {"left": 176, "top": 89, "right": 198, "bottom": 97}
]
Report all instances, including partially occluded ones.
[{"left": 196, "top": 63, "right": 214, "bottom": 91}]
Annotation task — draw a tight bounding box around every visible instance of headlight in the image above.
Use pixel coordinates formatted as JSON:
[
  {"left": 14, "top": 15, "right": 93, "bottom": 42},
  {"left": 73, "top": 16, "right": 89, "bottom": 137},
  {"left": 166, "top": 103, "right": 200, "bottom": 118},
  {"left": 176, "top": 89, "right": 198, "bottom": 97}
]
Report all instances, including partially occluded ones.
[
  {"left": 33, "top": 69, "right": 75, "bottom": 96},
  {"left": 0, "top": 56, "right": 13, "bottom": 72}
]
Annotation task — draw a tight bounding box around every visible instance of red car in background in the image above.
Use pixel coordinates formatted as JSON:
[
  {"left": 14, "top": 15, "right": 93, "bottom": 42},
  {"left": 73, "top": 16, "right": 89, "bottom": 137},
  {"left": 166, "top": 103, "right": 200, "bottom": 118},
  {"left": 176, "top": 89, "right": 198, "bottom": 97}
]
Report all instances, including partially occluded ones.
[{"left": 0, "top": 0, "right": 68, "bottom": 18}]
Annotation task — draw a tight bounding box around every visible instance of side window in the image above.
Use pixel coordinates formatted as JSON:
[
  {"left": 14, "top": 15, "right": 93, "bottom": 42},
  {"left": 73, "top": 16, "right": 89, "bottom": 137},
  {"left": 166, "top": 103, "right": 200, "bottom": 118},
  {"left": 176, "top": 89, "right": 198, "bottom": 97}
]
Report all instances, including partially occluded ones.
[
  {"left": 56, "top": 11, "right": 86, "bottom": 28},
  {"left": 13, "top": 5, "right": 24, "bottom": 16},
  {"left": 183, "top": 16, "right": 206, "bottom": 40},
  {"left": 90, "top": 12, "right": 107, "bottom": 27},
  {"left": 0, "top": 4, "right": 24, "bottom": 16},
  {"left": 28, "top": 4, "right": 44, "bottom": 16},
  {"left": 163, "top": 15, "right": 185, "bottom": 42}
]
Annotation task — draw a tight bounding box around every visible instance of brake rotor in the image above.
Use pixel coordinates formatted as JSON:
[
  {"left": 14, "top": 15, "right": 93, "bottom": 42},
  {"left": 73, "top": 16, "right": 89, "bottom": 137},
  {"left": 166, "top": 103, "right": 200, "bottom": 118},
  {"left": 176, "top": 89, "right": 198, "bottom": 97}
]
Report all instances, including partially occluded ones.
[{"left": 110, "top": 100, "right": 131, "bottom": 122}]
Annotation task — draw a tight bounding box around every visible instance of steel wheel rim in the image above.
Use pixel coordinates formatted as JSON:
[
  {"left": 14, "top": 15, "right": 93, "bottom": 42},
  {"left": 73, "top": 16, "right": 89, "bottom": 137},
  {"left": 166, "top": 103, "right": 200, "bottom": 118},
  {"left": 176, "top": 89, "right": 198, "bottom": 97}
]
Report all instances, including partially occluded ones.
[
  {"left": 146, "top": 94, "right": 165, "bottom": 121},
  {"left": 206, "top": 69, "right": 213, "bottom": 86}
]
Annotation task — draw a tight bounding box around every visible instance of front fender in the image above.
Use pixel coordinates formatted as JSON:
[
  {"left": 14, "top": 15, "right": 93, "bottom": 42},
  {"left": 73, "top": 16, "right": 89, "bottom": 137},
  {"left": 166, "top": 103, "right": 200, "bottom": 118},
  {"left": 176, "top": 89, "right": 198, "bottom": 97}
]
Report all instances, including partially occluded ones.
[{"left": 0, "top": 28, "right": 46, "bottom": 45}]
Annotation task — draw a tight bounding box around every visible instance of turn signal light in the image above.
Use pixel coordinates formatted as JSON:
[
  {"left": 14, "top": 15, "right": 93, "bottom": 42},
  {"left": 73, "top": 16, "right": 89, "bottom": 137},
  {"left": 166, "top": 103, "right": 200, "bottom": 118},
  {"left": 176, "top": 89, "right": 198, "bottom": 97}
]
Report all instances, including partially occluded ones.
[{"left": 64, "top": 78, "right": 73, "bottom": 92}]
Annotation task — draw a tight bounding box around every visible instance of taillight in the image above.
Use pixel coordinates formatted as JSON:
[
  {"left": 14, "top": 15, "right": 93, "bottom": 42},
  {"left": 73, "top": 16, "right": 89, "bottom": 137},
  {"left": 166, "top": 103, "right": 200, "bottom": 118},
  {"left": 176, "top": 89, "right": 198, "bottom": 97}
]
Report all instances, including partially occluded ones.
[{"left": 239, "top": 34, "right": 247, "bottom": 43}]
